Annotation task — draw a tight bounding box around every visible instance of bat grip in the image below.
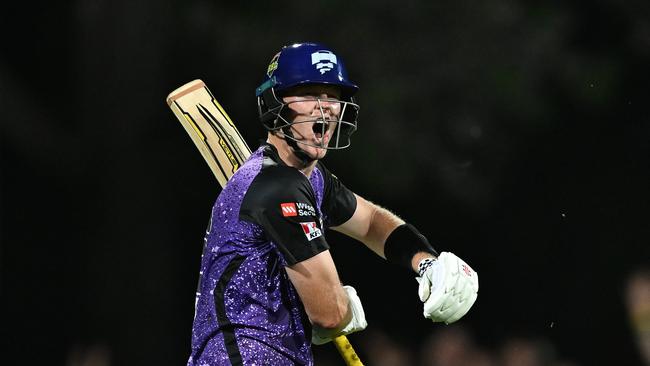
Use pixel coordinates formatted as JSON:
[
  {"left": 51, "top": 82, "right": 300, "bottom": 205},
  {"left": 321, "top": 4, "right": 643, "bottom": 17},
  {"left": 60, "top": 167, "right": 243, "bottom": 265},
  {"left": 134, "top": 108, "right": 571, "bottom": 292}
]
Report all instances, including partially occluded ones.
[{"left": 333, "top": 335, "right": 364, "bottom": 366}]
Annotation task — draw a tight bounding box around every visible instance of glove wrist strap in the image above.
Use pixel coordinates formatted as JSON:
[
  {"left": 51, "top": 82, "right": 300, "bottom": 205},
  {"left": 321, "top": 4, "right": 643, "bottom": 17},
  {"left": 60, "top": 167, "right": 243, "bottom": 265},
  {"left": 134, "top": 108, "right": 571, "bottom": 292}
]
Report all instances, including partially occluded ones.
[
  {"left": 384, "top": 223, "right": 438, "bottom": 270},
  {"left": 417, "top": 257, "right": 437, "bottom": 277}
]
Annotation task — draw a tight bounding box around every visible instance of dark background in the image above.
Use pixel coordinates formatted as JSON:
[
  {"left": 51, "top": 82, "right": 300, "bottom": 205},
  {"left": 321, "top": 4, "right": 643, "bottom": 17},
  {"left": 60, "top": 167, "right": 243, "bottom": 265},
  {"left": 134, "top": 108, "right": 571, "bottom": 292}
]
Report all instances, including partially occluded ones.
[{"left": 2, "top": 1, "right": 649, "bottom": 365}]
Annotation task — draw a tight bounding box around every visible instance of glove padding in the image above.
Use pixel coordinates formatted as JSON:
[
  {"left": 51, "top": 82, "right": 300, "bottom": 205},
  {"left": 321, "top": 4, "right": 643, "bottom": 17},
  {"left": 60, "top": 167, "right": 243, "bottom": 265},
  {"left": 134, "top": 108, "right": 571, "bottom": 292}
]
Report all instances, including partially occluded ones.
[
  {"left": 312, "top": 285, "right": 367, "bottom": 345},
  {"left": 416, "top": 252, "right": 479, "bottom": 324}
]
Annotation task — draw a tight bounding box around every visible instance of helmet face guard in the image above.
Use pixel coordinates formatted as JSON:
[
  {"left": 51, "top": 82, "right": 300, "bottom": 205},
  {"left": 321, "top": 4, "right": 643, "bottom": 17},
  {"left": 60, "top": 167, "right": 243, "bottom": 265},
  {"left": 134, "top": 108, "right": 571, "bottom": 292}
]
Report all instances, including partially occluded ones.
[
  {"left": 257, "top": 87, "right": 359, "bottom": 150},
  {"left": 256, "top": 43, "right": 360, "bottom": 150}
]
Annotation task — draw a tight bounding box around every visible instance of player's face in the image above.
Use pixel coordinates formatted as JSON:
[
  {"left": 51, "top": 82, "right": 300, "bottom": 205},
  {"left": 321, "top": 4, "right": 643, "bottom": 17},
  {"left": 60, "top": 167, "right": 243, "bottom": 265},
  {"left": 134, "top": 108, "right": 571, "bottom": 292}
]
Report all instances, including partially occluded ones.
[{"left": 282, "top": 85, "right": 342, "bottom": 160}]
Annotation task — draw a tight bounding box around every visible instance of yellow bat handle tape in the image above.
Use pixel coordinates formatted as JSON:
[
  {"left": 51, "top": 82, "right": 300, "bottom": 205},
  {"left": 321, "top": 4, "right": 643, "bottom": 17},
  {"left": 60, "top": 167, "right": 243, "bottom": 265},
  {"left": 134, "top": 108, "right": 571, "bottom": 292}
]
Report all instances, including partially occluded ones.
[{"left": 333, "top": 335, "right": 364, "bottom": 366}]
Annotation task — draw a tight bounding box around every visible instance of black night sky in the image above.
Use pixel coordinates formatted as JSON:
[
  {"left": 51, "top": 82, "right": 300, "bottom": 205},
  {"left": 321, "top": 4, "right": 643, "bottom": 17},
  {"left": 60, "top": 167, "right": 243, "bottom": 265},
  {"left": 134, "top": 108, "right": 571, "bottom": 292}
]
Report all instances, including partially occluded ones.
[{"left": 2, "top": 1, "right": 649, "bottom": 365}]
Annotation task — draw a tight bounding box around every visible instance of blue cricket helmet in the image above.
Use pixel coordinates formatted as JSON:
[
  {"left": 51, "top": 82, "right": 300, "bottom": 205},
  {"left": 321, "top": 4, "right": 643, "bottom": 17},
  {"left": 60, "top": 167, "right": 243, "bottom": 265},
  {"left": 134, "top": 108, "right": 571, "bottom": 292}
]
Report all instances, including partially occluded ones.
[
  {"left": 256, "top": 42, "right": 360, "bottom": 152},
  {"left": 255, "top": 42, "right": 359, "bottom": 98}
]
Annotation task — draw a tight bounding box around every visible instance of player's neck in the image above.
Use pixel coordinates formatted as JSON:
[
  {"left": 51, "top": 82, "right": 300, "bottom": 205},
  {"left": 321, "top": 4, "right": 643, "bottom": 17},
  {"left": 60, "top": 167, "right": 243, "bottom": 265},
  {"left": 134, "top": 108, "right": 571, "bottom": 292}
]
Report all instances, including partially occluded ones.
[{"left": 267, "top": 135, "right": 317, "bottom": 177}]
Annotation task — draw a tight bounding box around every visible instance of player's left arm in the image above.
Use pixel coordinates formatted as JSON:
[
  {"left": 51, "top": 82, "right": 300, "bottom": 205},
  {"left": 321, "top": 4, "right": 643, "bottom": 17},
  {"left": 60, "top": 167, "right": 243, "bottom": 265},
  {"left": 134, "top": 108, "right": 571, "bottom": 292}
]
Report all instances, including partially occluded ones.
[{"left": 332, "top": 194, "right": 480, "bottom": 324}]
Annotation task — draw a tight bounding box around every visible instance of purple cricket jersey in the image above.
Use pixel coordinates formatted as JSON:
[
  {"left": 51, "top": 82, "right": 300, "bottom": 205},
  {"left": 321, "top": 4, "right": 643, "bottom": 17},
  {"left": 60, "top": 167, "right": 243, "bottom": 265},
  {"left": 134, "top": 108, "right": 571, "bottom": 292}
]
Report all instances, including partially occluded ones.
[{"left": 188, "top": 144, "right": 357, "bottom": 366}]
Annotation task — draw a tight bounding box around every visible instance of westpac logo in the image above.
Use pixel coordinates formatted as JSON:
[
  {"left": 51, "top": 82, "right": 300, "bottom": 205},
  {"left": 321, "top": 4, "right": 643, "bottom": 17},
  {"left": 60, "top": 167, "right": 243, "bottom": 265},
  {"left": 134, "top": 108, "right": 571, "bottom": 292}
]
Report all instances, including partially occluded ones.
[{"left": 311, "top": 51, "right": 337, "bottom": 75}]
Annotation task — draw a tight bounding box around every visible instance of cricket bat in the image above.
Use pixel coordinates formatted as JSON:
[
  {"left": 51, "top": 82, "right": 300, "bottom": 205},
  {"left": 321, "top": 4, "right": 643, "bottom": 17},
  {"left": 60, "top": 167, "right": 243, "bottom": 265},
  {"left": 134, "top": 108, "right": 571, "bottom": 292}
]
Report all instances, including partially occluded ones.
[{"left": 166, "top": 79, "right": 364, "bottom": 366}]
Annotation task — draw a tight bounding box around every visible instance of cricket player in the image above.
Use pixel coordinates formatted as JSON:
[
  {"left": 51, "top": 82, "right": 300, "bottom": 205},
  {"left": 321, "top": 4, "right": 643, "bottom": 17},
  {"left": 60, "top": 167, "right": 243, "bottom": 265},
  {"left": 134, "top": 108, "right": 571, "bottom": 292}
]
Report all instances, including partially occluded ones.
[{"left": 188, "top": 42, "right": 479, "bottom": 365}]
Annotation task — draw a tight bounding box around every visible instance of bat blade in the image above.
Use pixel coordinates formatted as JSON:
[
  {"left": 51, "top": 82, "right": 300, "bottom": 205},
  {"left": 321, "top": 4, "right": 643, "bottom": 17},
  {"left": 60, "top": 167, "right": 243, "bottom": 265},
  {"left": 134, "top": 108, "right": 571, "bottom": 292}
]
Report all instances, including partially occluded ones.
[{"left": 166, "top": 79, "right": 252, "bottom": 187}]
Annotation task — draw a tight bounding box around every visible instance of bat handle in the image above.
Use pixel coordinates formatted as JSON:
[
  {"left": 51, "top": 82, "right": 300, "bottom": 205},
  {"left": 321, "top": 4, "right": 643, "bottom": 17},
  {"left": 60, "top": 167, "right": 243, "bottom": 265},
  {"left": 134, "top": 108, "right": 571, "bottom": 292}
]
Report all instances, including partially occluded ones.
[{"left": 333, "top": 335, "right": 364, "bottom": 366}]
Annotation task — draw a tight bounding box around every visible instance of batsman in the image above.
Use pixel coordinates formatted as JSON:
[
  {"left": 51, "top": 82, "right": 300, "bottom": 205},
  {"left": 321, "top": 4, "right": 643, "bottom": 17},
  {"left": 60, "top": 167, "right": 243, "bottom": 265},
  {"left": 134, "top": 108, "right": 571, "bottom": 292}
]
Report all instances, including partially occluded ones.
[{"left": 187, "top": 42, "right": 479, "bottom": 365}]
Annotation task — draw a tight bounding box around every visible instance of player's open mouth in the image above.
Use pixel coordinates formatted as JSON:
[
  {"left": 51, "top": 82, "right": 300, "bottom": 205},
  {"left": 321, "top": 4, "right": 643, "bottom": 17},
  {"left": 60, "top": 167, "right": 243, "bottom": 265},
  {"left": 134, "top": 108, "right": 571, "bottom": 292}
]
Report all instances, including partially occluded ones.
[
  {"left": 313, "top": 126, "right": 332, "bottom": 147},
  {"left": 312, "top": 120, "right": 326, "bottom": 134},
  {"left": 311, "top": 121, "right": 326, "bottom": 141},
  {"left": 312, "top": 120, "right": 334, "bottom": 140}
]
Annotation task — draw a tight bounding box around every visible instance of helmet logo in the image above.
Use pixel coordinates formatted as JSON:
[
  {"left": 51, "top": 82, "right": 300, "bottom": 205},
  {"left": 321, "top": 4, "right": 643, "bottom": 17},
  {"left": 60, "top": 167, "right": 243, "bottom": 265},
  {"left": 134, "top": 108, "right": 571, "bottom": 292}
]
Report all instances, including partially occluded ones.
[
  {"left": 311, "top": 50, "right": 337, "bottom": 75},
  {"left": 266, "top": 52, "right": 280, "bottom": 77}
]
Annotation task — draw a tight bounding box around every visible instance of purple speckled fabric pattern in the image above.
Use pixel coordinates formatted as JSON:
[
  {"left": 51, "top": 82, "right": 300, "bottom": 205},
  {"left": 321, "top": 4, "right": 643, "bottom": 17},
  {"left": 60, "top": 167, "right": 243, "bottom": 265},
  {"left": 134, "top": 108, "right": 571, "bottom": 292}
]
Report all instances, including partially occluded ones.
[
  {"left": 308, "top": 168, "right": 325, "bottom": 213},
  {"left": 188, "top": 145, "right": 326, "bottom": 366}
]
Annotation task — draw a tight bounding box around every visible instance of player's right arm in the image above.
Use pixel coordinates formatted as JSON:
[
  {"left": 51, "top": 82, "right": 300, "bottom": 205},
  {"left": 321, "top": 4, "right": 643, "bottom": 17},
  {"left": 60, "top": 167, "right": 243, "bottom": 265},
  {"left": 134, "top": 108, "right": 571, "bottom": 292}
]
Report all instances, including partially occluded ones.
[
  {"left": 283, "top": 243, "right": 366, "bottom": 345},
  {"left": 285, "top": 250, "right": 350, "bottom": 329},
  {"left": 239, "top": 162, "right": 366, "bottom": 342}
]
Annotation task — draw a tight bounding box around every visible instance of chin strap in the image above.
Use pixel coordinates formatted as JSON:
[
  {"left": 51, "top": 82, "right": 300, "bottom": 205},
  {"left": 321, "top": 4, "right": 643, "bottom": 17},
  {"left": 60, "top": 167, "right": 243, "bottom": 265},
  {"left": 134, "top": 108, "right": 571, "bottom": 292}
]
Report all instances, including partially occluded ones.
[{"left": 279, "top": 127, "right": 316, "bottom": 164}]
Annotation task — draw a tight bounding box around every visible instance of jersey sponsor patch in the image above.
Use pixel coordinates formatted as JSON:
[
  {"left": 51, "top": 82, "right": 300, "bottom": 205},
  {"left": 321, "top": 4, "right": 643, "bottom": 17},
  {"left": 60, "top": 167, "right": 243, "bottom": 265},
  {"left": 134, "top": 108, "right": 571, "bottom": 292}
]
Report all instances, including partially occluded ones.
[
  {"left": 281, "top": 202, "right": 298, "bottom": 217},
  {"left": 281, "top": 202, "right": 317, "bottom": 217},
  {"left": 296, "top": 202, "right": 316, "bottom": 217},
  {"left": 300, "top": 221, "right": 323, "bottom": 241}
]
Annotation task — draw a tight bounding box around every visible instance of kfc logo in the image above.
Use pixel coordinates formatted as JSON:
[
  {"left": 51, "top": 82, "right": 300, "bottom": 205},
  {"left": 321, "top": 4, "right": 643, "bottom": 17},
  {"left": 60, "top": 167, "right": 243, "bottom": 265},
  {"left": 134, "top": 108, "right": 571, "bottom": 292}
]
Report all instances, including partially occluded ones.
[{"left": 300, "top": 221, "right": 322, "bottom": 241}]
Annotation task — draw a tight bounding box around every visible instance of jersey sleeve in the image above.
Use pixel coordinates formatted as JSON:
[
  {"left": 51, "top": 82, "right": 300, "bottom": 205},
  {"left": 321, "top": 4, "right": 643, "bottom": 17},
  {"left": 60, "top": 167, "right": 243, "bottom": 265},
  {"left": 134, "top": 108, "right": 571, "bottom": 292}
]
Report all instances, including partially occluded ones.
[
  {"left": 318, "top": 162, "right": 358, "bottom": 228},
  {"left": 239, "top": 165, "right": 329, "bottom": 266}
]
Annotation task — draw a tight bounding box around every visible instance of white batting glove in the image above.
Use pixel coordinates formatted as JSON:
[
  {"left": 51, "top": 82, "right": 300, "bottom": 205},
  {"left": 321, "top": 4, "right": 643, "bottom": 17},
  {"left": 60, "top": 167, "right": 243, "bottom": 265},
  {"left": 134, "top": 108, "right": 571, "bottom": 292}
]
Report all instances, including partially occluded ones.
[
  {"left": 416, "top": 252, "right": 479, "bottom": 324},
  {"left": 312, "top": 285, "right": 367, "bottom": 345}
]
